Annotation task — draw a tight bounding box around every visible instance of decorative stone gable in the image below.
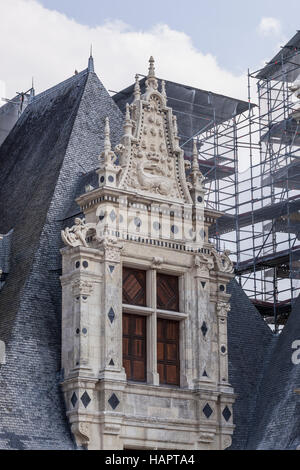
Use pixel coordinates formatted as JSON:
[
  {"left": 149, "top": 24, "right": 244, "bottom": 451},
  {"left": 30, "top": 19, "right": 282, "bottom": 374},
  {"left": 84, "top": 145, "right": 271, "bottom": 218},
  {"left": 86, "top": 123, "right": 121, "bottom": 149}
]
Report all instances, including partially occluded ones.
[{"left": 99, "top": 57, "right": 192, "bottom": 203}]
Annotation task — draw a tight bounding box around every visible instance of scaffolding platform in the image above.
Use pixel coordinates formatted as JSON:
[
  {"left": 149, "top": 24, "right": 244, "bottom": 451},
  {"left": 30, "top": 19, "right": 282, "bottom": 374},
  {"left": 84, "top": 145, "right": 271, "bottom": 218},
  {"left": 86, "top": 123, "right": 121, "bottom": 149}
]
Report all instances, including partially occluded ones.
[
  {"left": 262, "top": 159, "right": 300, "bottom": 190},
  {"left": 209, "top": 195, "right": 300, "bottom": 236},
  {"left": 235, "top": 245, "right": 300, "bottom": 276},
  {"left": 198, "top": 158, "right": 235, "bottom": 181},
  {"left": 260, "top": 118, "right": 300, "bottom": 146},
  {"left": 251, "top": 298, "right": 292, "bottom": 323}
]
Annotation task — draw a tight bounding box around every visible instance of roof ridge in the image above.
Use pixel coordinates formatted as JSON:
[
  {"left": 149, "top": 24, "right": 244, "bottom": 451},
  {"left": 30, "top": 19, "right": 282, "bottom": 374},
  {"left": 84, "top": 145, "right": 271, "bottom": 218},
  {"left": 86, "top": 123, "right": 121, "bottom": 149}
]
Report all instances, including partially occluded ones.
[{"left": 29, "top": 68, "right": 89, "bottom": 105}]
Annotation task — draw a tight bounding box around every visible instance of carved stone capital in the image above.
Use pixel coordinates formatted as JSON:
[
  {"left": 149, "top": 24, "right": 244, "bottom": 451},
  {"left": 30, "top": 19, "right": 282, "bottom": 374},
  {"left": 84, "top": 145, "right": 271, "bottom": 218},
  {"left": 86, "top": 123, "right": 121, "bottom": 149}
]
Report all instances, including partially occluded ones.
[
  {"left": 72, "top": 279, "right": 94, "bottom": 297},
  {"left": 100, "top": 237, "right": 123, "bottom": 262},
  {"left": 217, "top": 301, "right": 231, "bottom": 319},
  {"left": 194, "top": 253, "right": 214, "bottom": 275}
]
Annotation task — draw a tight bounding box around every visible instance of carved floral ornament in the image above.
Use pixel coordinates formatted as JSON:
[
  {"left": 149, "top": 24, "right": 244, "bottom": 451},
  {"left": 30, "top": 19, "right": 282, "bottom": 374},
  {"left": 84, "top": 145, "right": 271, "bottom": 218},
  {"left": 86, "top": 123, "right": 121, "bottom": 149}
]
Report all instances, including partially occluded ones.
[
  {"left": 217, "top": 301, "right": 231, "bottom": 318},
  {"left": 72, "top": 279, "right": 93, "bottom": 296},
  {"left": 194, "top": 253, "right": 214, "bottom": 273},
  {"left": 151, "top": 256, "right": 164, "bottom": 269},
  {"left": 194, "top": 249, "right": 234, "bottom": 276},
  {"left": 211, "top": 248, "right": 234, "bottom": 274}
]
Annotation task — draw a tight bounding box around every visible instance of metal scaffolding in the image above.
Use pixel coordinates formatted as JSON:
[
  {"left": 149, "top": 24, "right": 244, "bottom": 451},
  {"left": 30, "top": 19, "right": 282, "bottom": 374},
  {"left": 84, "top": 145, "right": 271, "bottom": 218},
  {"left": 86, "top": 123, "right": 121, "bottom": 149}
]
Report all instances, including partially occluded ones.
[
  {"left": 112, "top": 35, "right": 300, "bottom": 332},
  {"left": 207, "top": 32, "right": 300, "bottom": 332}
]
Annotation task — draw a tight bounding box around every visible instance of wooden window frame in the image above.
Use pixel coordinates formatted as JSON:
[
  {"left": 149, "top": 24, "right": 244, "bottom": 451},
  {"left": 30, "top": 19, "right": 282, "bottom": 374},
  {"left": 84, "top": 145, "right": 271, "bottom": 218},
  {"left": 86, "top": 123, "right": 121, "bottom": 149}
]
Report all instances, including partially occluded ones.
[
  {"left": 122, "top": 313, "right": 147, "bottom": 383},
  {"left": 157, "top": 317, "right": 180, "bottom": 386},
  {"left": 122, "top": 263, "right": 187, "bottom": 388}
]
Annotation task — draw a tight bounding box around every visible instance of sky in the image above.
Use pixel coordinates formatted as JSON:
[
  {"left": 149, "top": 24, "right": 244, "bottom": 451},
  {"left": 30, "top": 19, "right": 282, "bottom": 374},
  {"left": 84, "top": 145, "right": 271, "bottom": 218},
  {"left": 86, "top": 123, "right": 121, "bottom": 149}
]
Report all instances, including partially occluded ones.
[{"left": 0, "top": 0, "right": 299, "bottom": 103}]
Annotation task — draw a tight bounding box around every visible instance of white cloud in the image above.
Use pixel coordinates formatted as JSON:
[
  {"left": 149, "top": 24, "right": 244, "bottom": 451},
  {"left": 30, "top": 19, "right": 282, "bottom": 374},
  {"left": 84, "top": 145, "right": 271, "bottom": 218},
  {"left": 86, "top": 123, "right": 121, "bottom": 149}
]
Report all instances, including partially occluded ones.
[
  {"left": 258, "top": 17, "right": 281, "bottom": 37},
  {"left": 0, "top": 0, "right": 248, "bottom": 103}
]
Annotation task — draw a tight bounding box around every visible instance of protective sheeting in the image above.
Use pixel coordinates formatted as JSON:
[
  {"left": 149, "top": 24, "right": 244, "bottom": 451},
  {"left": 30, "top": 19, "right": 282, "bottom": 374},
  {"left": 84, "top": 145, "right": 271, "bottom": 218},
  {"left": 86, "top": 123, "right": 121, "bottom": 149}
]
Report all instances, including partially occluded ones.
[
  {"left": 256, "top": 31, "right": 300, "bottom": 82},
  {"left": 260, "top": 118, "right": 300, "bottom": 147},
  {"left": 113, "top": 77, "right": 251, "bottom": 158}
]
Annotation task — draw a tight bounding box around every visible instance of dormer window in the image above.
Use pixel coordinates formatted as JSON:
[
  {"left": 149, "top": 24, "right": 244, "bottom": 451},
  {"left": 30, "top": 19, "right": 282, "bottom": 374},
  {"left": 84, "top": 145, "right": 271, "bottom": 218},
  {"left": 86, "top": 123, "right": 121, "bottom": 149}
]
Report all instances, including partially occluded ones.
[{"left": 122, "top": 266, "right": 183, "bottom": 386}]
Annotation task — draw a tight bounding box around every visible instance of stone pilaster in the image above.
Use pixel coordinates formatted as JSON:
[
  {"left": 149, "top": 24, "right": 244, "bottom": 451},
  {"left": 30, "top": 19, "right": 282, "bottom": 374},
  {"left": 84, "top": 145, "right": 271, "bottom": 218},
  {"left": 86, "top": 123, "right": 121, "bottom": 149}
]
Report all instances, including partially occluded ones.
[
  {"left": 98, "top": 238, "right": 126, "bottom": 381},
  {"left": 193, "top": 253, "right": 214, "bottom": 389}
]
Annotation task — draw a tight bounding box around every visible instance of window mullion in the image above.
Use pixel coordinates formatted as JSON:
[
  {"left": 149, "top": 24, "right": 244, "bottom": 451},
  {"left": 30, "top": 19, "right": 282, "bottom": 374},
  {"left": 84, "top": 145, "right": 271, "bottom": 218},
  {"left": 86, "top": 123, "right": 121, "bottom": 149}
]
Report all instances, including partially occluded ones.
[{"left": 147, "top": 269, "right": 159, "bottom": 385}]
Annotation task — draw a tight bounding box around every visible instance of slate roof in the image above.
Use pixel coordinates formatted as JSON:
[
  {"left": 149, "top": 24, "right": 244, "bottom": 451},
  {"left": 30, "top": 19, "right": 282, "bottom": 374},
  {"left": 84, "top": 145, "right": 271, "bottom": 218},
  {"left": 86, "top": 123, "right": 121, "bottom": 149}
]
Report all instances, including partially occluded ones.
[
  {"left": 227, "top": 280, "right": 300, "bottom": 450},
  {"left": 0, "top": 66, "right": 124, "bottom": 449},
  {"left": 0, "top": 63, "right": 299, "bottom": 450},
  {"left": 244, "top": 293, "right": 300, "bottom": 450},
  {"left": 227, "top": 280, "right": 274, "bottom": 449}
]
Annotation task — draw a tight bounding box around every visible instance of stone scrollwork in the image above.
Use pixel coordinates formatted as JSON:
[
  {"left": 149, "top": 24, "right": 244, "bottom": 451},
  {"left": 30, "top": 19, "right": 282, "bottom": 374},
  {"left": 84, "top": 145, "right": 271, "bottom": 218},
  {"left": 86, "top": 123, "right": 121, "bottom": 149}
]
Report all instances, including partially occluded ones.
[
  {"left": 61, "top": 218, "right": 95, "bottom": 248},
  {"left": 194, "top": 252, "right": 214, "bottom": 274},
  {"left": 71, "top": 422, "right": 90, "bottom": 449},
  {"left": 97, "top": 236, "right": 123, "bottom": 262},
  {"left": 221, "top": 435, "right": 232, "bottom": 450},
  {"left": 211, "top": 248, "right": 234, "bottom": 274}
]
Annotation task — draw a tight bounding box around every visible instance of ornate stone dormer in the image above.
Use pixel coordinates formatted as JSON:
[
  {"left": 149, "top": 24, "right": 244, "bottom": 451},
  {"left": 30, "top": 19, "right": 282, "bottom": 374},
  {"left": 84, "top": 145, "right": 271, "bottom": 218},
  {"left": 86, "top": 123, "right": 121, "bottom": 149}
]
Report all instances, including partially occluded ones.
[
  {"left": 113, "top": 57, "right": 193, "bottom": 203},
  {"left": 60, "top": 58, "right": 235, "bottom": 450}
]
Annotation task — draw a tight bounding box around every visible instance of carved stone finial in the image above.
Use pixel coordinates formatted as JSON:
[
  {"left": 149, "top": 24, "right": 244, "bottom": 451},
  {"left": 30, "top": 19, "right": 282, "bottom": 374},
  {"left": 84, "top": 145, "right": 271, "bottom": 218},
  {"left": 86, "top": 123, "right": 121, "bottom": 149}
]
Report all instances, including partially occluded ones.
[
  {"left": 172, "top": 115, "right": 180, "bottom": 149},
  {"left": 145, "top": 56, "right": 158, "bottom": 91},
  {"left": 99, "top": 117, "right": 118, "bottom": 169},
  {"left": 104, "top": 117, "right": 111, "bottom": 154},
  {"left": 161, "top": 80, "right": 167, "bottom": 100},
  {"left": 134, "top": 74, "right": 141, "bottom": 101},
  {"left": 192, "top": 140, "right": 199, "bottom": 171},
  {"left": 173, "top": 115, "right": 178, "bottom": 136},
  {"left": 123, "top": 103, "right": 133, "bottom": 137},
  {"left": 148, "top": 56, "right": 155, "bottom": 77},
  {"left": 190, "top": 139, "right": 204, "bottom": 189},
  {"left": 125, "top": 103, "right": 131, "bottom": 121}
]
